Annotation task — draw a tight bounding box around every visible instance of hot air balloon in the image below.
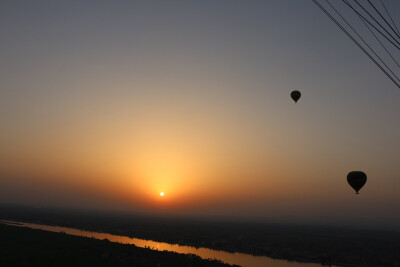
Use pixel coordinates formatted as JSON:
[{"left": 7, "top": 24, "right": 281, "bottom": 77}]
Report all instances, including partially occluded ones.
[
  {"left": 291, "top": 90, "right": 301, "bottom": 103},
  {"left": 347, "top": 171, "right": 367, "bottom": 194}
]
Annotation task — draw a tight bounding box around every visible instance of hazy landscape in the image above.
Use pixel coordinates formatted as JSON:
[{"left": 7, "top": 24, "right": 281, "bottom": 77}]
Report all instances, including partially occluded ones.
[
  {"left": 0, "top": 221, "right": 236, "bottom": 267},
  {"left": 1, "top": 205, "right": 400, "bottom": 266}
]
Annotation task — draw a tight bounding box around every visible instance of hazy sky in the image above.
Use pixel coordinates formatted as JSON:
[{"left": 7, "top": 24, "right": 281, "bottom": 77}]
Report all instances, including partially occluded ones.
[{"left": 1, "top": 1, "right": 399, "bottom": 223}]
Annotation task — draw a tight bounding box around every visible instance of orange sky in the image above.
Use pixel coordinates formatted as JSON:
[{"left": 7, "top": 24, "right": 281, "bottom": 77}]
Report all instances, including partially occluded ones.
[{"left": 1, "top": 1, "right": 400, "bottom": 222}]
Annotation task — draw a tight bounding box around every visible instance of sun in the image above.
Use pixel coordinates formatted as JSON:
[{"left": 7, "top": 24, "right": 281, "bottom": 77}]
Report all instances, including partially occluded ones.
[{"left": 160, "top": 192, "right": 164, "bottom": 197}]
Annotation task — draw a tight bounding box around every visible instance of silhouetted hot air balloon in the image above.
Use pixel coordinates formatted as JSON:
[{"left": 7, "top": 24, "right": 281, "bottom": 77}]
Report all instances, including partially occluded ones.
[
  {"left": 291, "top": 90, "right": 301, "bottom": 103},
  {"left": 347, "top": 171, "right": 367, "bottom": 194}
]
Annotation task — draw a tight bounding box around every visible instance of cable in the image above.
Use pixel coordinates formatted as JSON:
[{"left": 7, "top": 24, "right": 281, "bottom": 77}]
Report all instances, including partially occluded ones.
[
  {"left": 351, "top": 0, "right": 400, "bottom": 47},
  {"left": 367, "top": 0, "right": 400, "bottom": 40},
  {"left": 379, "top": 0, "right": 400, "bottom": 36},
  {"left": 353, "top": 0, "right": 400, "bottom": 71},
  {"left": 342, "top": 0, "right": 400, "bottom": 50},
  {"left": 327, "top": 0, "right": 400, "bottom": 83},
  {"left": 312, "top": 0, "right": 400, "bottom": 89}
]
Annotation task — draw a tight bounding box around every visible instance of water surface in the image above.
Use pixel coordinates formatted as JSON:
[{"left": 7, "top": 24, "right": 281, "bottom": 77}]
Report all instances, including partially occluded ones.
[{"left": 1, "top": 220, "right": 323, "bottom": 267}]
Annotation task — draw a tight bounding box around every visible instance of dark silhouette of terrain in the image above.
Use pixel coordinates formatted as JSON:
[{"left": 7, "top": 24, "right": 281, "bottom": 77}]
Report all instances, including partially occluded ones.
[
  {"left": 0, "top": 223, "right": 236, "bottom": 267},
  {"left": 2, "top": 204, "right": 400, "bottom": 266}
]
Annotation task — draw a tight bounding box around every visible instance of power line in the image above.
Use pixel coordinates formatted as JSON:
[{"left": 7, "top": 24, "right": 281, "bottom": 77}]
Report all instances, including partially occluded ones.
[
  {"left": 379, "top": 0, "right": 400, "bottom": 36},
  {"left": 311, "top": 0, "right": 400, "bottom": 89},
  {"left": 326, "top": 0, "right": 400, "bottom": 83},
  {"left": 352, "top": 0, "right": 400, "bottom": 46},
  {"left": 342, "top": 0, "right": 400, "bottom": 50},
  {"left": 367, "top": 0, "right": 400, "bottom": 40},
  {"left": 353, "top": 0, "right": 400, "bottom": 71}
]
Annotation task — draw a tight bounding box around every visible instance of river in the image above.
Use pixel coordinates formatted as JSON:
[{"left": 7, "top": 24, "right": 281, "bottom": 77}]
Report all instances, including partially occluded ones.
[{"left": 0, "top": 220, "right": 323, "bottom": 267}]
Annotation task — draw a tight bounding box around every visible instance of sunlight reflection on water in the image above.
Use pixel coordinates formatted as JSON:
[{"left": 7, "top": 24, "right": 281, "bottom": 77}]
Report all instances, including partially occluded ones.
[{"left": 1, "top": 220, "right": 323, "bottom": 267}]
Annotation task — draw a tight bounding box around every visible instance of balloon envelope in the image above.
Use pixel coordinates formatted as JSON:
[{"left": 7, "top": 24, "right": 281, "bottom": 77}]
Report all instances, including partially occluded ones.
[
  {"left": 347, "top": 171, "right": 367, "bottom": 194},
  {"left": 291, "top": 90, "right": 301, "bottom": 103}
]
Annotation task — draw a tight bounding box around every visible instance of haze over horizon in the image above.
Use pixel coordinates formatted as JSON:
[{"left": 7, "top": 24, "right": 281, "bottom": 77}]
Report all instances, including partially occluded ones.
[{"left": 1, "top": 0, "right": 400, "bottom": 226}]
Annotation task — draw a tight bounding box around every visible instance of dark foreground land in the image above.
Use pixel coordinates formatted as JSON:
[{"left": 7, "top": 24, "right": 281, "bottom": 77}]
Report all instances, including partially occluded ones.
[
  {"left": 0, "top": 223, "right": 236, "bottom": 267},
  {"left": 2, "top": 205, "right": 400, "bottom": 266}
]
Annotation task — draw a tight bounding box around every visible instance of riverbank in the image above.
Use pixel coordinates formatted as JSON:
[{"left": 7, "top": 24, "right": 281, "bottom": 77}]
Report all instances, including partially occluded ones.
[
  {"left": 2, "top": 205, "right": 399, "bottom": 266},
  {"left": 0, "top": 223, "right": 237, "bottom": 267},
  {"left": 1, "top": 220, "right": 322, "bottom": 267}
]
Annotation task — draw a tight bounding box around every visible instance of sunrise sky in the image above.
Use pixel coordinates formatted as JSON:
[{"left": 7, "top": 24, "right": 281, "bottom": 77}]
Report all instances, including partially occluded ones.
[{"left": 1, "top": 1, "right": 399, "bottom": 223}]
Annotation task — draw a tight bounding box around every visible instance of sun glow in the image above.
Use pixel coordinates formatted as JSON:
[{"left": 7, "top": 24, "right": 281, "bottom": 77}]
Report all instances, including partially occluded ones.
[{"left": 160, "top": 192, "right": 164, "bottom": 197}]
